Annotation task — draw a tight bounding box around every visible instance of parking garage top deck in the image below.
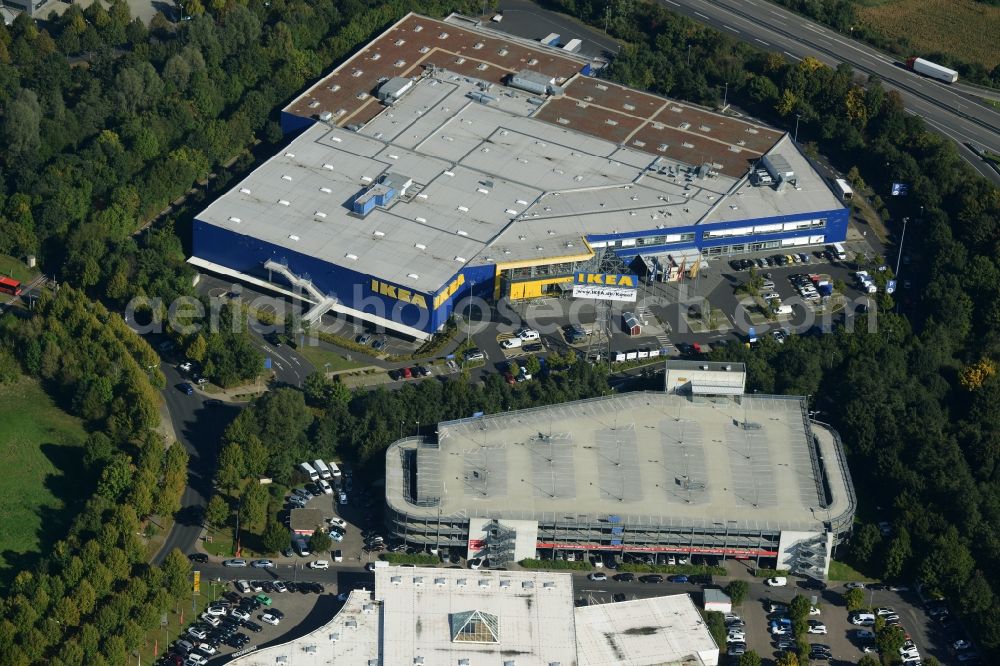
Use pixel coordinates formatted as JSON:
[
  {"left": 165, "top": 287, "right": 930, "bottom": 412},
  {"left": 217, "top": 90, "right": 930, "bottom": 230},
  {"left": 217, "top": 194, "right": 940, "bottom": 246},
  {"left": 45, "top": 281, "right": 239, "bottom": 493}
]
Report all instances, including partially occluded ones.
[{"left": 387, "top": 392, "right": 853, "bottom": 533}]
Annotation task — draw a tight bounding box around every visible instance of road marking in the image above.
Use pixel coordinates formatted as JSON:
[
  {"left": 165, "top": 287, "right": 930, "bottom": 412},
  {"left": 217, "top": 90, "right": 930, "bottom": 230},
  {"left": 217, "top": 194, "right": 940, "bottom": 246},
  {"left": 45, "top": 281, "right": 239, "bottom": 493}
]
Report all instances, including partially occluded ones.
[
  {"left": 723, "top": 24, "right": 739, "bottom": 34},
  {"left": 695, "top": 11, "right": 709, "bottom": 19},
  {"left": 665, "top": 0, "right": 679, "bottom": 5},
  {"left": 755, "top": 38, "right": 770, "bottom": 46},
  {"left": 784, "top": 51, "right": 802, "bottom": 62}
]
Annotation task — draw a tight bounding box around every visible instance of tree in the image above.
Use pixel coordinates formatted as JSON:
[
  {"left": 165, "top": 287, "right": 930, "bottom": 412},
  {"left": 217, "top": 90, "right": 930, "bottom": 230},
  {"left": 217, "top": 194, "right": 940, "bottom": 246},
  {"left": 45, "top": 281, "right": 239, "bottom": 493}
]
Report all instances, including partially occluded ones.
[
  {"left": 703, "top": 611, "right": 727, "bottom": 648},
  {"left": 725, "top": 580, "right": 749, "bottom": 606},
  {"left": 262, "top": 520, "right": 290, "bottom": 554},
  {"left": 789, "top": 594, "right": 811, "bottom": 622},
  {"left": 738, "top": 651, "right": 762, "bottom": 666},
  {"left": 775, "top": 651, "right": 798, "bottom": 666},
  {"left": 857, "top": 656, "right": 880, "bottom": 666},
  {"left": 241, "top": 482, "right": 269, "bottom": 530},
  {"left": 309, "top": 530, "right": 332, "bottom": 554},
  {"left": 844, "top": 587, "right": 866, "bottom": 612},
  {"left": 159, "top": 549, "right": 192, "bottom": 599},
  {"left": 205, "top": 494, "right": 229, "bottom": 528},
  {"left": 875, "top": 624, "right": 905, "bottom": 660}
]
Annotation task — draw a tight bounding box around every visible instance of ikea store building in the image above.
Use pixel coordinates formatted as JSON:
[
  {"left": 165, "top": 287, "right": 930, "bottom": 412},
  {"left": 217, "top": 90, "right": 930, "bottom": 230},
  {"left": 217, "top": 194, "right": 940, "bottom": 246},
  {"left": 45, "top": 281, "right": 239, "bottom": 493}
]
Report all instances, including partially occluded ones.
[{"left": 189, "top": 13, "right": 849, "bottom": 339}]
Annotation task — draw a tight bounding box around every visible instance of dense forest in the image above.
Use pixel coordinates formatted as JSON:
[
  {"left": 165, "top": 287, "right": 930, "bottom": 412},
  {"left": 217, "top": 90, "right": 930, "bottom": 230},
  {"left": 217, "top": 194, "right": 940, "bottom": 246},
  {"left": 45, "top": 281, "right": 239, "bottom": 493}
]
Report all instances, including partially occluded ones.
[
  {"left": 0, "top": 286, "right": 191, "bottom": 665},
  {"left": 541, "top": 0, "right": 1000, "bottom": 653}
]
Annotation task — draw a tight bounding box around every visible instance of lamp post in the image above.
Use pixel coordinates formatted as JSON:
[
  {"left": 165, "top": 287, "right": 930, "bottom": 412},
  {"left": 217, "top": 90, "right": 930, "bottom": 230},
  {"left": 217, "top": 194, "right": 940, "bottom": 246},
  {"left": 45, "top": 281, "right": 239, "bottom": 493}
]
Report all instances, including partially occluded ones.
[
  {"left": 893, "top": 217, "right": 909, "bottom": 277},
  {"left": 722, "top": 82, "right": 729, "bottom": 111}
]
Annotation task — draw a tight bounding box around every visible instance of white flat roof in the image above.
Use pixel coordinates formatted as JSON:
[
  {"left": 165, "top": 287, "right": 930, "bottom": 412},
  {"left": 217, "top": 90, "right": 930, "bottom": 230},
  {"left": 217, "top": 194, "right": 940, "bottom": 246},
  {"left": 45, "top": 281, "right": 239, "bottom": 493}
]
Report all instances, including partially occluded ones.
[
  {"left": 375, "top": 566, "right": 578, "bottom": 666},
  {"left": 198, "top": 69, "right": 843, "bottom": 295},
  {"left": 575, "top": 594, "right": 719, "bottom": 666}
]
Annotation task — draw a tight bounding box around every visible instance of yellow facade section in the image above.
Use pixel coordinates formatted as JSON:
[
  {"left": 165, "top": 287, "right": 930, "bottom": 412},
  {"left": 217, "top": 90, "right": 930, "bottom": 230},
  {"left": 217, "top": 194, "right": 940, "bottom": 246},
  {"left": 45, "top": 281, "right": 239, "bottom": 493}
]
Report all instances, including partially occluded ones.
[{"left": 508, "top": 276, "right": 573, "bottom": 300}]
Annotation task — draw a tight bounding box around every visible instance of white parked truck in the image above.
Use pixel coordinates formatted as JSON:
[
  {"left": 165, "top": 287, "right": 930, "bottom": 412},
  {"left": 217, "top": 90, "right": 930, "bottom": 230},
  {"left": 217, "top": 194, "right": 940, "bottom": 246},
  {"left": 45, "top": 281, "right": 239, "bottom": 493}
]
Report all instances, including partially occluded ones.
[
  {"left": 562, "top": 38, "right": 582, "bottom": 53},
  {"left": 906, "top": 57, "right": 958, "bottom": 84}
]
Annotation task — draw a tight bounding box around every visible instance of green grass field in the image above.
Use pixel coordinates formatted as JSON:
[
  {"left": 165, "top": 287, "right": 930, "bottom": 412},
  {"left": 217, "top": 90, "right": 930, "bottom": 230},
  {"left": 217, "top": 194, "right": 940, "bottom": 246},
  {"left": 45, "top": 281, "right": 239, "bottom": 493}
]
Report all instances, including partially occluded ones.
[
  {"left": 827, "top": 559, "right": 874, "bottom": 582},
  {"left": 856, "top": 0, "right": 1000, "bottom": 69},
  {"left": 0, "top": 376, "right": 87, "bottom": 584},
  {"left": 295, "top": 342, "right": 367, "bottom": 373},
  {"left": 0, "top": 254, "right": 39, "bottom": 285}
]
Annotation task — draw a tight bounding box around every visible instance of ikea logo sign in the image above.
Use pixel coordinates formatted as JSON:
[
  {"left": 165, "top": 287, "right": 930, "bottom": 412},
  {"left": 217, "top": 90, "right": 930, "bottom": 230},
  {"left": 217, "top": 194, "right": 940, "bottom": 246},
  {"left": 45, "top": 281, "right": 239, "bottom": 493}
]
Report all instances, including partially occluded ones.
[
  {"left": 370, "top": 273, "right": 465, "bottom": 310},
  {"left": 371, "top": 279, "right": 428, "bottom": 309},
  {"left": 573, "top": 273, "right": 638, "bottom": 288}
]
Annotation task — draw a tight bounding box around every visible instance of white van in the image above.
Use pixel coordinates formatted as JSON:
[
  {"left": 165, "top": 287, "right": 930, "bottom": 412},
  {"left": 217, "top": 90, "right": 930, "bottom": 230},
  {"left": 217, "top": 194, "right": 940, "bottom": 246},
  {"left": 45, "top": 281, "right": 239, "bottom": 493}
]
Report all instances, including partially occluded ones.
[
  {"left": 775, "top": 305, "right": 794, "bottom": 316},
  {"left": 501, "top": 337, "right": 523, "bottom": 349},
  {"left": 766, "top": 576, "right": 788, "bottom": 587},
  {"left": 299, "top": 461, "right": 319, "bottom": 482},
  {"left": 314, "top": 459, "right": 332, "bottom": 479},
  {"left": 831, "top": 242, "right": 847, "bottom": 261},
  {"left": 328, "top": 461, "right": 342, "bottom": 478}
]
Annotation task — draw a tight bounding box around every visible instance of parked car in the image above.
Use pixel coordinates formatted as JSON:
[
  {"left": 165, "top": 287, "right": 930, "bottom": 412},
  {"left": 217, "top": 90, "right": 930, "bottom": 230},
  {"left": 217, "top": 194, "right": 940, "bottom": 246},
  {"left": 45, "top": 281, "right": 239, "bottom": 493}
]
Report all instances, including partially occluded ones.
[
  {"left": 613, "top": 573, "right": 635, "bottom": 582},
  {"left": 188, "top": 553, "right": 209, "bottom": 563},
  {"left": 230, "top": 608, "right": 250, "bottom": 621},
  {"left": 766, "top": 577, "right": 787, "bottom": 587},
  {"left": 667, "top": 575, "right": 689, "bottom": 583},
  {"left": 463, "top": 348, "right": 485, "bottom": 362},
  {"left": 223, "top": 559, "right": 248, "bottom": 568},
  {"left": 587, "top": 572, "right": 607, "bottom": 581},
  {"left": 310, "top": 560, "right": 329, "bottom": 570},
  {"left": 640, "top": 575, "right": 664, "bottom": 584},
  {"left": 251, "top": 559, "right": 274, "bottom": 569},
  {"left": 272, "top": 581, "right": 287, "bottom": 593},
  {"left": 259, "top": 613, "right": 280, "bottom": 626}
]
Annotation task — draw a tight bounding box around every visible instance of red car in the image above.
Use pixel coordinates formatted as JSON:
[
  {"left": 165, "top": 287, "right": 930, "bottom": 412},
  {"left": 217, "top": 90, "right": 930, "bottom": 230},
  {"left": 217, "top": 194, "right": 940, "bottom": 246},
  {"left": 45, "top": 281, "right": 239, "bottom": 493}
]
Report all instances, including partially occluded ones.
[{"left": 402, "top": 367, "right": 413, "bottom": 379}]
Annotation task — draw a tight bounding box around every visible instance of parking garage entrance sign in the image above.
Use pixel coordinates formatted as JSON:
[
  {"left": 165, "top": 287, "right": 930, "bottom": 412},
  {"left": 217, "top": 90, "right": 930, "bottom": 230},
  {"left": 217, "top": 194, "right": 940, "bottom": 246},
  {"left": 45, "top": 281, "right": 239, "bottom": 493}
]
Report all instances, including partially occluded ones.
[{"left": 572, "top": 273, "right": 639, "bottom": 302}]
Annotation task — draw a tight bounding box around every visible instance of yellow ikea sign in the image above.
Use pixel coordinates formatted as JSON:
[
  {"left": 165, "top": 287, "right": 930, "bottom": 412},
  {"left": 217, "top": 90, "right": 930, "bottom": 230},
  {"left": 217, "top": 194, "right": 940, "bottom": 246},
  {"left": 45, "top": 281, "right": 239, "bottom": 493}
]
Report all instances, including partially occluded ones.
[
  {"left": 433, "top": 273, "right": 465, "bottom": 309},
  {"left": 371, "top": 279, "right": 428, "bottom": 309},
  {"left": 573, "top": 272, "right": 637, "bottom": 287},
  {"left": 370, "top": 273, "right": 465, "bottom": 310}
]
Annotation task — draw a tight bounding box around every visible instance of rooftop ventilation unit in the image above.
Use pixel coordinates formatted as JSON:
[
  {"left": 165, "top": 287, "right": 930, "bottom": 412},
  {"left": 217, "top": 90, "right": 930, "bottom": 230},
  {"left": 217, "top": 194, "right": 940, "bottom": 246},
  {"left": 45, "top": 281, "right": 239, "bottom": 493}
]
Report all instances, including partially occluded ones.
[
  {"left": 408, "top": 273, "right": 420, "bottom": 279},
  {"left": 278, "top": 199, "right": 290, "bottom": 206},
  {"left": 319, "top": 187, "right": 332, "bottom": 193},
  {"left": 415, "top": 243, "right": 426, "bottom": 250},
  {"left": 373, "top": 230, "right": 385, "bottom": 237},
  {"left": 281, "top": 175, "right": 292, "bottom": 181},
  {"left": 323, "top": 163, "right": 335, "bottom": 170},
  {"left": 314, "top": 211, "right": 327, "bottom": 218},
  {"left": 288, "top": 235, "right": 299, "bottom": 241},
  {"left": 284, "top": 152, "right": 295, "bottom": 158},
  {"left": 455, "top": 256, "right": 466, "bottom": 262},
  {"left": 345, "top": 253, "right": 358, "bottom": 260},
  {"left": 228, "top": 216, "right": 241, "bottom": 223},
  {"left": 239, "top": 187, "right": 251, "bottom": 194}
]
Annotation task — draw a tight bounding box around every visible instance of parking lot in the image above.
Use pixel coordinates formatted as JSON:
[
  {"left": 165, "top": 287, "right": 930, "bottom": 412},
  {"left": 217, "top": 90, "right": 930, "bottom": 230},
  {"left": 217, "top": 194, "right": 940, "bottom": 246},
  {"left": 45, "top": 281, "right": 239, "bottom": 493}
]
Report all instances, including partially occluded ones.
[{"left": 159, "top": 578, "right": 337, "bottom": 665}]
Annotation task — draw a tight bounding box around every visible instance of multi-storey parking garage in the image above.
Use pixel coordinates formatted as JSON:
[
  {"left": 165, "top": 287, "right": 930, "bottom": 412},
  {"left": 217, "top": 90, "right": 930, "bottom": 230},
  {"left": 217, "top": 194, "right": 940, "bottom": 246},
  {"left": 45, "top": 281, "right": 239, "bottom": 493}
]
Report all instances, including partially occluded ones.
[
  {"left": 189, "top": 12, "right": 849, "bottom": 339},
  {"left": 385, "top": 363, "right": 855, "bottom": 579}
]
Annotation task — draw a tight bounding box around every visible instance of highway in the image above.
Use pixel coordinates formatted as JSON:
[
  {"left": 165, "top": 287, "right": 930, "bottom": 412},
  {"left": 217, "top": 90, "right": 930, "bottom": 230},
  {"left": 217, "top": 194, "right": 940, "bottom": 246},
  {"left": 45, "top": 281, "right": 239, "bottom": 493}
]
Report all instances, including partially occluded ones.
[{"left": 657, "top": 0, "right": 1000, "bottom": 185}]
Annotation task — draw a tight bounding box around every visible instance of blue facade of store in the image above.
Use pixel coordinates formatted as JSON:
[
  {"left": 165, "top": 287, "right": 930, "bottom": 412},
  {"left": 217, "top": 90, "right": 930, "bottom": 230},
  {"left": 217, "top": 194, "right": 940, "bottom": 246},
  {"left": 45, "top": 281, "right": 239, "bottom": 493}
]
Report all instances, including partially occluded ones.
[
  {"left": 589, "top": 208, "right": 849, "bottom": 261},
  {"left": 192, "top": 219, "right": 495, "bottom": 336}
]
